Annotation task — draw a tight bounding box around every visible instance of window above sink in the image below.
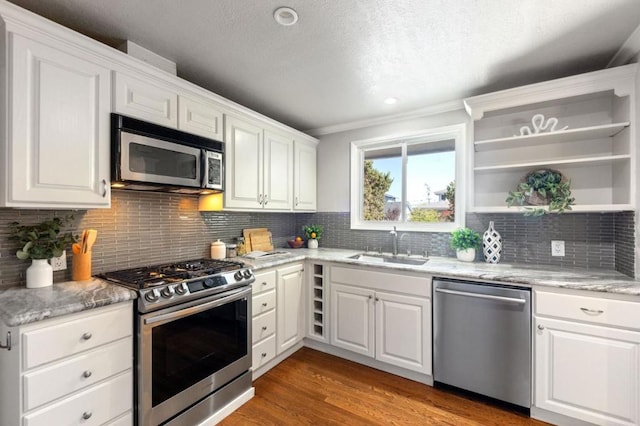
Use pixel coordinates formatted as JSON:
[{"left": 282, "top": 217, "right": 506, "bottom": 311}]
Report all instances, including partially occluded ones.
[{"left": 350, "top": 124, "right": 467, "bottom": 232}]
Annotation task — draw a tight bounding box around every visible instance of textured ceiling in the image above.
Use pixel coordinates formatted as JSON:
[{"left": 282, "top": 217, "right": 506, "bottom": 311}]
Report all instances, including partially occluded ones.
[{"left": 6, "top": 0, "right": 640, "bottom": 133}]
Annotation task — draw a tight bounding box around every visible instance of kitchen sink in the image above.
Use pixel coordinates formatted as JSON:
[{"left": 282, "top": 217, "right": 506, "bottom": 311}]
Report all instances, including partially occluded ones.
[{"left": 348, "top": 253, "right": 428, "bottom": 266}]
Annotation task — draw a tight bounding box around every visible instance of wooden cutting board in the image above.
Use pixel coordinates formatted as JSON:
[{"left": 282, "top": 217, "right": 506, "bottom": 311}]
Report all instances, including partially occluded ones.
[
  {"left": 243, "top": 228, "right": 269, "bottom": 252},
  {"left": 250, "top": 231, "right": 274, "bottom": 252}
]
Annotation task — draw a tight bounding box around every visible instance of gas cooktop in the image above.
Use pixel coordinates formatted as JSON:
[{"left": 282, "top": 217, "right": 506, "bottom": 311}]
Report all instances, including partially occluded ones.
[{"left": 102, "top": 258, "right": 254, "bottom": 313}]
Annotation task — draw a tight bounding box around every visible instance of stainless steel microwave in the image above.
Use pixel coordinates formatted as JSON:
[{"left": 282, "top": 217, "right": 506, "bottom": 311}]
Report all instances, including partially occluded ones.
[{"left": 111, "top": 114, "right": 224, "bottom": 194}]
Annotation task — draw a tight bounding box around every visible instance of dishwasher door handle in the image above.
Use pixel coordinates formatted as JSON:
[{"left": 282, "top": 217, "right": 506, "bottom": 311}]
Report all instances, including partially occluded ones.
[{"left": 435, "top": 287, "right": 527, "bottom": 304}]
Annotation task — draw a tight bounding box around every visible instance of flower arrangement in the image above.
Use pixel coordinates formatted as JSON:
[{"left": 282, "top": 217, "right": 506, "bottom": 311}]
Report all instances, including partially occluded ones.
[
  {"left": 450, "top": 227, "right": 481, "bottom": 251},
  {"left": 9, "top": 216, "right": 77, "bottom": 260},
  {"left": 302, "top": 224, "right": 323, "bottom": 240}
]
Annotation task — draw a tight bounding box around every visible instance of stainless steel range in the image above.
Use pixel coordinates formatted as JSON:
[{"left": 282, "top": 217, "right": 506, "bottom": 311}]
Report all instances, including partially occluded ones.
[{"left": 102, "top": 259, "right": 254, "bottom": 426}]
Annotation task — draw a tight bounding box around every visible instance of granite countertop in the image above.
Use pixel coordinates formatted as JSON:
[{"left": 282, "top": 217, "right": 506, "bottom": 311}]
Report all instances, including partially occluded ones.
[
  {"left": 0, "top": 278, "right": 136, "bottom": 327},
  {"left": 239, "top": 247, "right": 640, "bottom": 297}
]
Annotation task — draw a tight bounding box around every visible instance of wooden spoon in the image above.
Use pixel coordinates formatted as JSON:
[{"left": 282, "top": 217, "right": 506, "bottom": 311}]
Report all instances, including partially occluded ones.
[{"left": 84, "top": 229, "right": 97, "bottom": 253}]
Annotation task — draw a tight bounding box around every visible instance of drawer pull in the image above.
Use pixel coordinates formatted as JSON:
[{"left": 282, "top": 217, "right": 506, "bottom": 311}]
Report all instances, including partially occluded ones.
[
  {"left": 82, "top": 370, "right": 92, "bottom": 379},
  {"left": 262, "top": 302, "right": 268, "bottom": 307},
  {"left": 0, "top": 331, "right": 10, "bottom": 351},
  {"left": 537, "top": 324, "right": 544, "bottom": 330},
  {"left": 261, "top": 352, "right": 267, "bottom": 357},
  {"left": 262, "top": 326, "right": 268, "bottom": 331},
  {"left": 82, "top": 411, "right": 92, "bottom": 420},
  {"left": 82, "top": 332, "right": 92, "bottom": 341},
  {"left": 580, "top": 307, "right": 604, "bottom": 315},
  {"left": 262, "top": 282, "right": 268, "bottom": 286}
]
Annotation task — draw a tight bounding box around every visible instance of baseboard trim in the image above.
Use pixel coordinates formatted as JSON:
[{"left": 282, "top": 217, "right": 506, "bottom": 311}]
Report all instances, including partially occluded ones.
[{"left": 252, "top": 341, "right": 305, "bottom": 380}]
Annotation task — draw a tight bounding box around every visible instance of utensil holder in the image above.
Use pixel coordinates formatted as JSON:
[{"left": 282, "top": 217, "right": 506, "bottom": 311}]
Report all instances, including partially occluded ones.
[{"left": 72, "top": 251, "right": 92, "bottom": 281}]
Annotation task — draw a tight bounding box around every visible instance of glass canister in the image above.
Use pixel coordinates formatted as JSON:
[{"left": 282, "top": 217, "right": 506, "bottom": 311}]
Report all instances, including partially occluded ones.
[
  {"left": 226, "top": 244, "right": 238, "bottom": 258},
  {"left": 236, "top": 237, "right": 246, "bottom": 256},
  {"left": 210, "top": 240, "right": 226, "bottom": 259}
]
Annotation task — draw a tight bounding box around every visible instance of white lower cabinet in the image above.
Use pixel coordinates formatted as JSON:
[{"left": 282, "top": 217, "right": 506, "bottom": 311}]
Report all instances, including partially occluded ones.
[
  {"left": 251, "top": 262, "right": 305, "bottom": 375},
  {"left": 0, "top": 302, "right": 134, "bottom": 426},
  {"left": 534, "top": 290, "right": 640, "bottom": 426},
  {"left": 276, "top": 263, "right": 304, "bottom": 354},
  {"left": 330, "top": 266, "right": 432, "bottom": 375}
]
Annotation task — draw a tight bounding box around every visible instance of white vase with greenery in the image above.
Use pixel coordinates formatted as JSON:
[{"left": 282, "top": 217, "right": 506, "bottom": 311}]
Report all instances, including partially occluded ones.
[
  {"left": 450, "top": 227, "right": 481, "bottom": 263},
  {"left": 9, "top": 217, "right": 76, "bottom": 288}
]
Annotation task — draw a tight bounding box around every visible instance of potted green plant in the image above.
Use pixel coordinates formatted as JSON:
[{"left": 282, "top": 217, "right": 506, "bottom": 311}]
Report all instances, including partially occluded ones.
[
  {"left": 505, "top": 169, "right": 575, "bottom": 216},
  {"left": 9, "top": 216, "right": 77, "bottom": 288},
  {"left": 450, "top": 227, "right": 481, "bottom": 262},
  {"left": 302, "top": 224, "right": 323, "bottom": 249}
]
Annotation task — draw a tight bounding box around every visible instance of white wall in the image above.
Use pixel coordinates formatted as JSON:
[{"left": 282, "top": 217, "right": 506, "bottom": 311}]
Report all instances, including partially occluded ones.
[{"left": 316, "top": 108, "right": 470, "bottom": 212}]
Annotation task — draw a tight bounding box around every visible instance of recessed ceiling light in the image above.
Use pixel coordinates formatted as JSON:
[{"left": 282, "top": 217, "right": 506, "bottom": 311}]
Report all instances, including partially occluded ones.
[
  {"left": 274, "top": 7, "right": 298, "bottom": 26},
  {"left": 384, "top": 97, "right": 398, "bottom": 105}
]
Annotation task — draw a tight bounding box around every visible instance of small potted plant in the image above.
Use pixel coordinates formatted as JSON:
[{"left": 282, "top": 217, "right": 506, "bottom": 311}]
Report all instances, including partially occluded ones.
[
  {"left": 302, "top": 224, "right": 323, "bottom": 249},
  {"left": 506, "top": 169, "right": 574, "bottom": 216},
  {"left": 450, "top": 227, "right": 481, "bottom": 262},
  {"left": 9, "top": 216, "right": 77, "bottom": 288}
]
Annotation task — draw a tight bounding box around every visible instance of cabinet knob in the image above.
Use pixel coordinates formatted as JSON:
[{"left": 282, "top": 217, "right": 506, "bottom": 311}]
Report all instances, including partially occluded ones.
[
  {"left": 261, "top": 352, "right": 267, "bottom": 358},
  {"left": 295, "top": 196, "right": 299, "bottom": 206},
  {"left": 101, "top": 179, "right": 108, "bottom": 197},
  {"left": 264, "top": 194, "right": 268, "bottom": 205},
  {"left": 262, "top": 281, "right": 268, "bottom": 286},
  {"left": 82, "top": 411, "right": 92, "bottom": 420},
  {"left": 537, "top": 324, "right": 544, "bottom": 331},
  {"left": 262, "top": 302, "right": 268, "bottom": 307},
  {"left": 82, "top": 370, "right": 92, "bottom": 379},
  {"left": 368, "top": 295, "right": 372, "bottom": 300},
  {"left": 258, "top": 194, "right": 263, "bottom": 205},
  {"left": 82, "top": 332, "right": 92, "bottom": 341},
  {"left": 375, "top": 297, "right": 379, "bottom": 302}
]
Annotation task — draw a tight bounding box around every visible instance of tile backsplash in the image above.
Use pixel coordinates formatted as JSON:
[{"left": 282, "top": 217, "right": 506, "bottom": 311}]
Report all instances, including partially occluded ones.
[{"left": 0, "top": 191, "right": 635, "bottom": 288}]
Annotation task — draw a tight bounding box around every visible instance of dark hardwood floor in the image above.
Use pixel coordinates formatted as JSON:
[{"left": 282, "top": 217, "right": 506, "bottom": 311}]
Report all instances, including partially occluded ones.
[{"left": 220, "top": 348, "right": 549, "bottom": 425}]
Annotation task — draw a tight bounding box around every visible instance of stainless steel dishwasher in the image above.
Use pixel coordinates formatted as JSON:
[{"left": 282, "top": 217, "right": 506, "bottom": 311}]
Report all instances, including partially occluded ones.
[{"left": 433, "top": 278, "right": 531, "bottom": 409}]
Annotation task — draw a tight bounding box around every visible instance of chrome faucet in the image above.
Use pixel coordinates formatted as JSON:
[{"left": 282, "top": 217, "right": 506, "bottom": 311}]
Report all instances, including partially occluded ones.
[{"left": 390, "top": 226, "right": 398, "bottom": 256}]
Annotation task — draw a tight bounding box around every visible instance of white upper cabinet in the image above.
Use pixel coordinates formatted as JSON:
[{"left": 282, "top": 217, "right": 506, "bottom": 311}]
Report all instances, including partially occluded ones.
[
  {"left": 294, "top": 141, "right": 317, "bottom": 211},
  {"left": 464, "top": 64, "right": 637, "bottom": 213},
  {"left": 264, "top": 130, "right": 293, "bottom": 209},
  {"left": 113, "top": 71, "right": 178, "bottom": 128},
  {"left": 2, "top": 31, "right": 111, "bottom": 208},
  {"left": 224, "top": 115, "right": 297, "bottom": 211},
  {"left": 224, "top": 115, "right": 264, "bottom": 209},
  {"left": 178, "top": 94, "right": 224, "bottom": 140}
]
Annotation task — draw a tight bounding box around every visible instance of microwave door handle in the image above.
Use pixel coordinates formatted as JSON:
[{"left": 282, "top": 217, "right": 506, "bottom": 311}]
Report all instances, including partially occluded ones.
[{"left": 200, "top": 149, "right": 207, "bottom": 188}]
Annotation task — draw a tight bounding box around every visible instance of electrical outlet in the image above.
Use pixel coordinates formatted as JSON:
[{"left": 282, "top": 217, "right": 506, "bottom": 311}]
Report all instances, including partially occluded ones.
[
  {"left": 551, "top": 240, "right": 565, "bottom": 257},
  {"left": 51, "top": 250, "right": 67, "bottom": 271}
]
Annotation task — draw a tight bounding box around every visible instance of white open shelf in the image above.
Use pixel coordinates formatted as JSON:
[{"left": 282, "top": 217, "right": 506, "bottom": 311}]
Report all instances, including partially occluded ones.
[
  {"left": 474, "top": 122, "right": 629, "bottom": 152},
  {"left": 464, "top": 65, "right": 637, "bottom": 213}
]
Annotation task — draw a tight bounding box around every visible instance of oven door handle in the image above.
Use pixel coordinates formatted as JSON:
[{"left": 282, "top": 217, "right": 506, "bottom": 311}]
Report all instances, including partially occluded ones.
[{"left": 144, "top": 286, "right": 251, "bottom": 325}]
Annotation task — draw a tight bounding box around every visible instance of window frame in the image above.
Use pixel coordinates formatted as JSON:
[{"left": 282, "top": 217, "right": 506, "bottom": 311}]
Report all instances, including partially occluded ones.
[{"left": 350, "top": 124, "right": 466, "bottom": 232}]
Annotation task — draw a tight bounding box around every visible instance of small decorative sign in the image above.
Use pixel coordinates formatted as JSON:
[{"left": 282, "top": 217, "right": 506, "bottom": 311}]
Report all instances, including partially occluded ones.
[{"left": 516, "top": 114, "right": 568, "bottom": 136}]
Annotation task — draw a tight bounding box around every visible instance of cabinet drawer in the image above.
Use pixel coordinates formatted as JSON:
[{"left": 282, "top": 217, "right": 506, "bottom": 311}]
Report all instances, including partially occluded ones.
[
  {"left": 23, "top": 338, "right": 132, "bottom": 411},
  {"left": 105, "top": 411, "right": 133, "bottom": 426},
  {"left": 23, "top": 304, "right": 132, "bottom": 370},
  {"left": 252, "top": 290, "right": 276, "bottom": 317},
  {"left": 23, "top": 371, "right": 132, "bottom": 426},
  {"left": 252, "top": 335, "right": 276, "bottom": 369},
  {"left": 252, "top": 310, "right": 276, "bottom": 344},
  {"left": 252, "top": 270, "right": 276, "bottom": 294},
  {"left": 331, "top": 266, "right": 431, "bottom": 297},
  {"left": 536, "top": 290, "right": 640, "bottom": 330}
]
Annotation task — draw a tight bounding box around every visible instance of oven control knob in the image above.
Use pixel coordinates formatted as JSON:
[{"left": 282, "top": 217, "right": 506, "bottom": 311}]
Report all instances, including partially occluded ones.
[
  {"left": 243, "top": 270, "right": 252, "bottom": 279},
  {"left": 145, "top": 289, "right": 160, "bottom": 303},
  {"left": 175, "top": 283, "right": 188, "bottom": 295},
  {"left": 234, "top": 271, "right": 244, "bottom": 281},
  {"left": 161, "top": 286, "right": 175, "bottom": 298}
]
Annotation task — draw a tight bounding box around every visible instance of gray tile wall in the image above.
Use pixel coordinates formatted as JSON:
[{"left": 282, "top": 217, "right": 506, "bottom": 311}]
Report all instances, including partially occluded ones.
[
  {"left": 296, "top": 211, "right": 635, "bottom": 276},
  {"left": 0, "top": 191, "right": 634, "bottom": 288},
  {"left": 0, "top": 191, "right": 298, "bottom": 288}
]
